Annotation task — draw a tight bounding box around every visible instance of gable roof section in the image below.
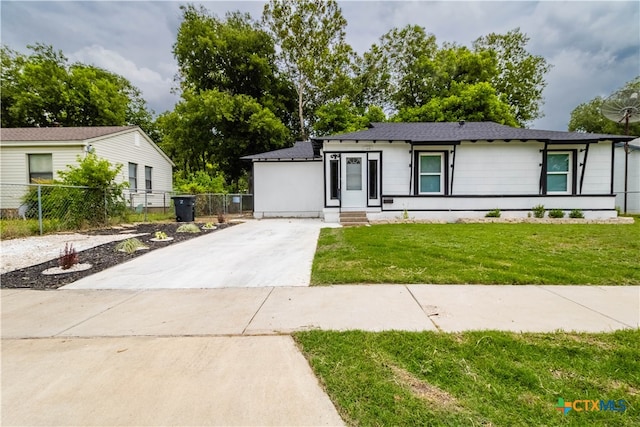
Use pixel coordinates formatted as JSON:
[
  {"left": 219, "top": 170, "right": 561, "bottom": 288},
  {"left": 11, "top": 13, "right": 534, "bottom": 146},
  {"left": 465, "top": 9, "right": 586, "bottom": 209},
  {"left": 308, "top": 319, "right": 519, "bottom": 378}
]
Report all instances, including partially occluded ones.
[
  {"left": 241, "top": 141, "right": 320, "bottom": 161},
  {"left": 313, "top": 122, "right": 636, "bottom": 144},
  {"left": 0, "top": 126, "right": 137, "bottom": 142}
]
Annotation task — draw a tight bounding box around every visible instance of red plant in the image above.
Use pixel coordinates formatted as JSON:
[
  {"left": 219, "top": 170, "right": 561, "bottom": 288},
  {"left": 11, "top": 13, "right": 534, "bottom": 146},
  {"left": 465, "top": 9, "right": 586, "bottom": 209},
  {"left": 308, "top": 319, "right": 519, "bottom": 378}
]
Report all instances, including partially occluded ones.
[{"left": 58, "top": 243, "right": 79, "bottom": 270}]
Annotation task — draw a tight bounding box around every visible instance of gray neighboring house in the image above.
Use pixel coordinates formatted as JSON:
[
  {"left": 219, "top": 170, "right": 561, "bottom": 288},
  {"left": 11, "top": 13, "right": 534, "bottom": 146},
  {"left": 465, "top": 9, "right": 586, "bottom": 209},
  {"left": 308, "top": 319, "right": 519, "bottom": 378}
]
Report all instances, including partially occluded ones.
[
  {"left": 0, "top": 126, "right": 175, "bottom": 213},
  {"left": 243, "top": 121, "right": 635, "bottom": 222},
  {"left": 614, "top": 139, "right": 640, "bottom": 214}
]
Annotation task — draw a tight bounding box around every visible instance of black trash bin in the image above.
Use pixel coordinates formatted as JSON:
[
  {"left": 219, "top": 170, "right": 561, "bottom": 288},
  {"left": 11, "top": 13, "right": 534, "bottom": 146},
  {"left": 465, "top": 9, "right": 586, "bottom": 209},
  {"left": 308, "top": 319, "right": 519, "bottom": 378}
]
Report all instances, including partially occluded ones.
[{"left": 171, "top": 195, "right": 196, "bottom": 222}]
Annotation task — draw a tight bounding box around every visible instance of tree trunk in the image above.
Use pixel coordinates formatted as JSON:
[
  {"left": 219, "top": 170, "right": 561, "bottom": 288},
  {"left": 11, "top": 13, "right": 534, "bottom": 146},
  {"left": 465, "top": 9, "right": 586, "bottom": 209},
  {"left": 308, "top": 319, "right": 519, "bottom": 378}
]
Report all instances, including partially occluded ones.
[{"left": 298, "top": 81, "right": 306, "bottom": 140}]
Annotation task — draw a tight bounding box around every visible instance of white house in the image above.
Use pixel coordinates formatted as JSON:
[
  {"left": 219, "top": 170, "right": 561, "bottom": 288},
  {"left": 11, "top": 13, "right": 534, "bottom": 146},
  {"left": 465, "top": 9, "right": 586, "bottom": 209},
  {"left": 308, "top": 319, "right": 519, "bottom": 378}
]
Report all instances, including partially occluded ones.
[
  {"left": 0, "top": 126, "right": 175, "bottom": 213},
  {"left": 243, "top": 122, "right": 636, "bottom": 222},
  {"left": 614, "top": 139, "right": 640, "bottom": 214}
]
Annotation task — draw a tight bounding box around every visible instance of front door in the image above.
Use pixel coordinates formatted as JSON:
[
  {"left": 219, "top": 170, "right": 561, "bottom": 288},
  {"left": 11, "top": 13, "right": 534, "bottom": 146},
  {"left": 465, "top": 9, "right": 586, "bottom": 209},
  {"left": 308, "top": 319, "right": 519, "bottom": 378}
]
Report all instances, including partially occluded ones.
[{"left": 341, "top": 154, "right": 367, "bottom": 208}]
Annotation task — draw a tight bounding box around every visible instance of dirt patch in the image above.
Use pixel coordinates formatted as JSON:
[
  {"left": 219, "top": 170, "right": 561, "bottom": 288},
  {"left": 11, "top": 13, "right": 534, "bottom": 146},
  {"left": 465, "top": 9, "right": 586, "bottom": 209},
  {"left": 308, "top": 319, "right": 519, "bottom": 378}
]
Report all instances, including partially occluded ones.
[
  {"left": 388, "top": 363, "right": 462, "bottom": 411},
  {"left": 0, "top": 222, "right": 236, "bottom": 290}
]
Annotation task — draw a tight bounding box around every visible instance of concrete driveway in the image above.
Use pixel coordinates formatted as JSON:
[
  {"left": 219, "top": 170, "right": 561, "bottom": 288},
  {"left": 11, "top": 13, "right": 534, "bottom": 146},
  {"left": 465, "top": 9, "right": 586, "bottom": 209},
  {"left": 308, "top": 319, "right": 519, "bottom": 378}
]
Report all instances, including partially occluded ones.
[{"left": 63, "top": 219, "right": 335, "bottom": 290}]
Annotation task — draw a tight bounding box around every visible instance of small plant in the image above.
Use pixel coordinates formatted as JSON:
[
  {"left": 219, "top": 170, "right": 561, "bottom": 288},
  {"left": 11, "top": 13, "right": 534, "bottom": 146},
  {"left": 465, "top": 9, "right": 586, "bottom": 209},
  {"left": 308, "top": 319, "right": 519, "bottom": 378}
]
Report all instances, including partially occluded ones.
[
  {"left": 532, "top": 204, "right": 546, "bottom": 218},
  {"left": 217, "top": 212, "right": 226, "bottom": 224},
  {"left": 177, "top": 223, "right": 201, "bottom": 233},
  {"left": 115, "top": 238, "right": 148, "bottom": 254},
  {"left": 549, "top": 209, "right": 565, "bottom": 219},
  {"left": 569, "top": 209, "right": 584, "bottom": 219},
  {"left": 485, "top": 208, "right": 501, "bottom": 218},
  {"left": 58, "top": 243, "right": 79, "bottom": 270},
  {"left": 154, "top": 231, "right": 169, "bottom": 240},
  {"left": 402, "top": 209, "right": 409, "bottom": 220},
  {"left": 202, "top": 222, "right": 216, "bottom": 230}
]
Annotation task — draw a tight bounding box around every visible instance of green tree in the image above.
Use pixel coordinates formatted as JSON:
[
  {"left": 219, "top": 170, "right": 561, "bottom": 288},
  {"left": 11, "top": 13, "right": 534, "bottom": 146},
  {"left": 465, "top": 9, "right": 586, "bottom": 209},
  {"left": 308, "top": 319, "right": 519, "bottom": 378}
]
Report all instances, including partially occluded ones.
[
  {"left": 173, "top": 5, "right": 297, "bottom": 136},
  {"left": 360, "top": 25, "right": 439, "bottom": 111},
  {"left": 473, "top": 28, "right": 551, "bottom": 126},
  {"left": 568, "top": 77, "right": 640, "bottom": 135},
  {"left": 313, "top": 99, "right": 385, "bottom": 136},
  {"left": 158, "top": 89, "right": 290, "bottom": 184},
  {"left": 263, "top": 0, "right": 354, "bottom": 140},
  {"left": 1, "top": 44, "right": 155, "bottom": 133},
  {"left": 393, "top": 82, "right": 518, "bottom": 126}
]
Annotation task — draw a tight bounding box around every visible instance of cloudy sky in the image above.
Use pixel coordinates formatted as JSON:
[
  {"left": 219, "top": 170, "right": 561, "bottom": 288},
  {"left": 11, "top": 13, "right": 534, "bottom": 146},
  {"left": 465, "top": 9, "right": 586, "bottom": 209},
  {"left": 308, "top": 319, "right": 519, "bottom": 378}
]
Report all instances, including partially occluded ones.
[{"left": 2, "top": 1, "right": 638, "bottom": 131}]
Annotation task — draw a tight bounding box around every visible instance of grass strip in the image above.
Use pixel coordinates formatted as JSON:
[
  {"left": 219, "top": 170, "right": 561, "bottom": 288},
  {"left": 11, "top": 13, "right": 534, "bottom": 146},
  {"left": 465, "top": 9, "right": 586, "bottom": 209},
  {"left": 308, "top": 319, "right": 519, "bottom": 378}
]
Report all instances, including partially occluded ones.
[
  {"left": 295, "top": 329, "right": 639, "bottom": 426},
  {"left": 311, "top": 222, "right": 640, "bottom": 285}
]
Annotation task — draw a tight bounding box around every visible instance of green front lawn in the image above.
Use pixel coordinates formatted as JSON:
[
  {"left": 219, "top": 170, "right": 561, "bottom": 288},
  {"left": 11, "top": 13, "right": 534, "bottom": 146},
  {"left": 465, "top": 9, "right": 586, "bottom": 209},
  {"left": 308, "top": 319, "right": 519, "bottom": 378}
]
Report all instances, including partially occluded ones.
[
  {"left": 295, "top": 330, "right": 640, "bottom": 426},
  {"left": 311, "top": 222, "right": 639, "bottom": 285}
]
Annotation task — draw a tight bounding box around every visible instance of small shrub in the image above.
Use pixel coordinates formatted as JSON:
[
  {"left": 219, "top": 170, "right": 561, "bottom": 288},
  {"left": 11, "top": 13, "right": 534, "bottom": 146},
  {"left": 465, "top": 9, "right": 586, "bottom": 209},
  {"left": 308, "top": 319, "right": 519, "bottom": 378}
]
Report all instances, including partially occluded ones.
[
  {"left": 549, "top": 209, "right": 565, "bottom": 219},
  {"left": 202, "top": 222, "right": 216, "bottom": 230},
  {"left": 154, "top": 231, "right": 169, "bottom": 240},
  {"left": 485, "top": 208, "right": 501, "bottom": 218},
  {"left": 569, "top": 209, "right": 584, "bottom": 219},
  {"left": 58, "top": 243, "right": 79, "bottom": 270},
  {"left": 532, "top": 204, "right": 546, "bottom": 218},
  {"left": 217, "top": 212, "right": 226, "bottom": 224},
  {"left": 115, "top": 238, "right": 148, "bottom": 254},
  {"left": 177, "top": 223, "right": 201, "bottom": 233}
]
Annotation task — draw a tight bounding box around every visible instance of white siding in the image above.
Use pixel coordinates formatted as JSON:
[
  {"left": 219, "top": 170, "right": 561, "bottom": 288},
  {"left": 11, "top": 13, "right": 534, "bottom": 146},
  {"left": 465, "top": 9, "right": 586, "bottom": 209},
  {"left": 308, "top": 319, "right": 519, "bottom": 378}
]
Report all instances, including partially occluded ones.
[
  {"left": 614, "top": 145, "right": 640, "bottom": 213},
  {"left": 453, "top": 143, "right": 541, "bottom": 194},
  {"left": 0, "top": 145, "right": 84, "bottom": 209},
  {"left": 580, "top": 143, "right": 613, "bottom": 194},
  {"left": 90, "top": 130, "right": 173, "bottom": 192},
  {"left": 253, "top": 161, "right": 323, "bottom": 217}
]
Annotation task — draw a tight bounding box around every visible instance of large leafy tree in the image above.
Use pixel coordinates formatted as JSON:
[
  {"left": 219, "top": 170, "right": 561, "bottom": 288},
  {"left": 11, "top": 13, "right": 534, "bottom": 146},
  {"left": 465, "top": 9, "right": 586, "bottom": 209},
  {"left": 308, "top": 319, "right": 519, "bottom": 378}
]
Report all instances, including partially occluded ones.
[
  {"left": 157, "top": 89, "right": 290, "bottom": 184},
  {"left": 263, "top": 0, "right": 354, "bottom": 140},
  {"left": 473, "top": 28, "right": 551, "bottom": 126},
  {"left": 358, "top": 26, "right": 549, "bottom": 127},
  {"left": 1, "top": 44, "right": 155, "bottom": 133},
  {"left": 313, "top": 99, "right": 385, "bottom": 136},
  {"left": 568, "top": 77, "right": 640, "bottom": 135},
  {"left": 166, "top": 5, "right": 295, "bottom": 187},
  {"left": 173, "top": 5, "right": 296, "bottom": 130},
  {"left": 393, "top": 82, "right": 518, "bottom": 126}
]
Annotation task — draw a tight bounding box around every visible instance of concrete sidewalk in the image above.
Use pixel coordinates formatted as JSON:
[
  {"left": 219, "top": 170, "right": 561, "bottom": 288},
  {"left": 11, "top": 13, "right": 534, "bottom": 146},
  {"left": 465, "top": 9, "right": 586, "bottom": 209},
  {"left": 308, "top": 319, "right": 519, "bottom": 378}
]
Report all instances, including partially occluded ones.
[
  {"left": 2, "top": 285, "right": 638, "bottom": 426},
  {"left": 2, "top": 285, "right": 638, "bottom": 338}
]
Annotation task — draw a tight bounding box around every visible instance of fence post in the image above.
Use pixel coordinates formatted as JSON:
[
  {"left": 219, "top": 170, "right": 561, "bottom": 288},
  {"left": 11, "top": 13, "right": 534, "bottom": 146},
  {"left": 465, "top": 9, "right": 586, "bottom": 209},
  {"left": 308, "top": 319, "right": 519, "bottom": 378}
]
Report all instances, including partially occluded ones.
[
  {"left": 240, "top": 194, "right": 243, "bottom": 213},
  {"left": 37, "top": 185, "right": 43, "bottom": 235}
]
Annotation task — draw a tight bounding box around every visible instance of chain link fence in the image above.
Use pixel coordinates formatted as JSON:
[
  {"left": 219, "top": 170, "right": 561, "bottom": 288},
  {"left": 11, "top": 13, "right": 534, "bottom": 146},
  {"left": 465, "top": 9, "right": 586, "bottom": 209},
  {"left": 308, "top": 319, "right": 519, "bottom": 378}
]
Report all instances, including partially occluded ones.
[{"left": 1, "top": 183, "right": 254, "bottom": 235}]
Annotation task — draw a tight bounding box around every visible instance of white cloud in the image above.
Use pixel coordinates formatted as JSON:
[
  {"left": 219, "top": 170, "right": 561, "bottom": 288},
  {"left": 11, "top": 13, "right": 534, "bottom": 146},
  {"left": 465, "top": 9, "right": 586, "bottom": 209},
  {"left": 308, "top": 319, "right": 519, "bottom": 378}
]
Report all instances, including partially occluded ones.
[{"left": 69, "top": 45, "right": 178, "bottom": 114}]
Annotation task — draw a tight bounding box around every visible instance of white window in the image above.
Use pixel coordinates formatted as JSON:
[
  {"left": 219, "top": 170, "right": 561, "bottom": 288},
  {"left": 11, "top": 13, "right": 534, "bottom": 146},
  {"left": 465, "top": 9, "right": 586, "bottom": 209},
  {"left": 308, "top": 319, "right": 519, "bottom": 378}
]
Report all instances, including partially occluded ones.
[
  {"left": 418, "top": 153, "right": 444, "bottom": 194},
  {"left": 128, "top": 162, "right": 138, "bottom": 191},
  {"left": 546, "top": 152, "right": 571, "bottom": 194},
  {"left": 28, "top": 154, "right": 53, "bottom": 183}
]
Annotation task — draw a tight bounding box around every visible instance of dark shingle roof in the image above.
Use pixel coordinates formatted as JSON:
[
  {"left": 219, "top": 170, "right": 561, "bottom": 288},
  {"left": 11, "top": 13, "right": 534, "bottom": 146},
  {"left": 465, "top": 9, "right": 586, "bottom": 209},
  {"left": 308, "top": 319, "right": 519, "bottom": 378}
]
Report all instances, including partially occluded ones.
[
  {"left": 241, "top": 141, "right": 320, "bottom": 160},
  {"left": 0, "top": 126, "right": 137, "bottom": 142},
  {"left": 313, "top": 122, "right": 636, "bottom": 144}
]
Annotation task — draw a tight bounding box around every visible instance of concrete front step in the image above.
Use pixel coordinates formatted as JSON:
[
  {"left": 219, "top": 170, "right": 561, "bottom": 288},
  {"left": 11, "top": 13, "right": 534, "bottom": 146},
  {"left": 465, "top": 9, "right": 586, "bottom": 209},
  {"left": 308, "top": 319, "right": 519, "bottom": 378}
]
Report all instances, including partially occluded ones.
[{"left": 340, "top": 211, "right": 369, "bottom": 226}]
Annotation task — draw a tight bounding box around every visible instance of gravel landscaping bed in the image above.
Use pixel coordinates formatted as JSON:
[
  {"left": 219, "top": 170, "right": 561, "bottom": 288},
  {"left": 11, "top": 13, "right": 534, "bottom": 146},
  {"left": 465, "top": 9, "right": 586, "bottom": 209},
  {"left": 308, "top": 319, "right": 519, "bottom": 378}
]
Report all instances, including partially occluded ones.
[{"left": 1, "top": 222, "right": 235, "bottom": 290}]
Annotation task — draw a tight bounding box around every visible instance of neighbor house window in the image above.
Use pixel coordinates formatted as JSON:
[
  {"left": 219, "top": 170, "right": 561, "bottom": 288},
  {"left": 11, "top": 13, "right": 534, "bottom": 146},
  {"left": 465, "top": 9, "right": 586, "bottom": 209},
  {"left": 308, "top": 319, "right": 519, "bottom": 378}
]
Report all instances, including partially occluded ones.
[
  {"left": 546, "top": 152, "right": 571, "bottom": 194},
  {"left": 330, "top": 159, "right": 339, "bottom": 199},
  {"left": 28, "top": 154, "right": 53, "bottom": 183},
  {"left": 368, "top": 159, "right": 378, "bottom": 199},
  {"left": 418, "top": 153, "right": 443, "bottom": 194},
  {"left": 145, "top": 166, "right": 152, "bottom": 193},
  {"left": 128, "top": 162, "right": 138, "bottom": 191}
]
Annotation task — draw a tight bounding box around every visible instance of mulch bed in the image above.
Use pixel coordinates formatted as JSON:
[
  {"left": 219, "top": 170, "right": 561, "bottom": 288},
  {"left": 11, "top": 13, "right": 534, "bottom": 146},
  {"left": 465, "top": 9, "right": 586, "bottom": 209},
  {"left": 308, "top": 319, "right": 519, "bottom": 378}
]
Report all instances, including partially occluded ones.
[{"left": 1, "top": 222, "right": 235, "bottom": 290}]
